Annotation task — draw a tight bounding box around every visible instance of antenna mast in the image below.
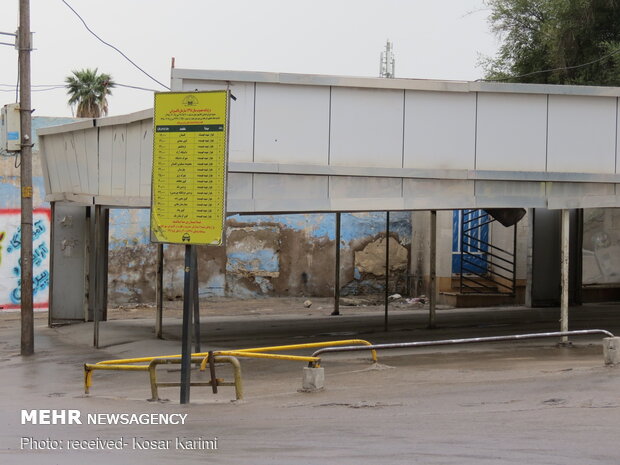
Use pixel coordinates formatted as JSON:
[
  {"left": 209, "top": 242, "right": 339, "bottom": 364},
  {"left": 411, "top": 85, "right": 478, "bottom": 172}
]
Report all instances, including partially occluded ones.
[{"left": 379, "top": 40, "right": 395, "bottom": 78}]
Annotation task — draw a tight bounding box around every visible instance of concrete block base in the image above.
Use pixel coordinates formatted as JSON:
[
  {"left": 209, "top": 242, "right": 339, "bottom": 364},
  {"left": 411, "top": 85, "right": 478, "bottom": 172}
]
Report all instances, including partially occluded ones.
[
  {"left": 603, "top": 337, "right": 620, "bottom": 365},
  {"left": 301, "top": 367, "right": 324, "bottom": 392}
]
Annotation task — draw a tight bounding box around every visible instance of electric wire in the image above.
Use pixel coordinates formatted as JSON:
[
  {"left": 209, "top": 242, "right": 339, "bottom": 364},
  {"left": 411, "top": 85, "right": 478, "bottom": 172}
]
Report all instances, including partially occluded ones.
[
  {"left": 60, "top": 0, "right": 170, "bottom": 90},
  {"left": 479, "top": 46, "right": 620, "bottom": 82},
  {"left": 0, "top": 82, "right": 156, "bottom": 92}
]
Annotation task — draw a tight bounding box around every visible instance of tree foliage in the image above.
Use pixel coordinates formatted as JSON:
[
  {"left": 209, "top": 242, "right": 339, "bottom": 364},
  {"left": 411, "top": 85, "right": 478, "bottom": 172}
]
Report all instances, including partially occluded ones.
[
  {"left": 65, "top": 68, "right": 116, "bottom": 118},
  {"left": 483, "top": 0, "right": 620, "bottom": 85}
]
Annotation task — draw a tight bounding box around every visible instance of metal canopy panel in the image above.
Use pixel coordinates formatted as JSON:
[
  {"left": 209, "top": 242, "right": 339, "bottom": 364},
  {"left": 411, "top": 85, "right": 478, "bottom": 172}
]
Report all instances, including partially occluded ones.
[
  {"left": 547, "top": 95, "right": 617, "bottom": 174},
  {"left": 254, "top": 83, "right": 330, "bottom": 165},
  {"left": 37, "top": 69, "right": 620, "bottom": 211},
  {"left": 404, "top": 90, "right": 476, "bottom": 170},
  {"left": 476, "top": 93, "right": 548, "bottom": 172},
  {"left": 329, "top": 87, "right": 404, "bottom": 168}
]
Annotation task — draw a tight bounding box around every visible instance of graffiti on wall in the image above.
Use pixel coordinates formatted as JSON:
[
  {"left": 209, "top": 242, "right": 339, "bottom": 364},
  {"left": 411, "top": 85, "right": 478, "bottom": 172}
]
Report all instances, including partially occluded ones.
[{"left": 0, "top": 209, "right": 51, "bottom": 310}]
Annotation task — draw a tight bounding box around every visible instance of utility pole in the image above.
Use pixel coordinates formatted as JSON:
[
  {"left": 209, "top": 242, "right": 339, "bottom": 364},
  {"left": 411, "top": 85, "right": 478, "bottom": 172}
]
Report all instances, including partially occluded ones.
[{"left": 19, "top": 0, "right": 34, "bottom": 356}]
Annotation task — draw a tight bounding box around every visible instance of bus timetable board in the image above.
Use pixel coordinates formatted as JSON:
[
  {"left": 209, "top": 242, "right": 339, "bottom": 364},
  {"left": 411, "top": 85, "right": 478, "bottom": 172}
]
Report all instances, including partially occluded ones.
[{"left": 150, "top": 91, "right": 229, "bottom": 245}]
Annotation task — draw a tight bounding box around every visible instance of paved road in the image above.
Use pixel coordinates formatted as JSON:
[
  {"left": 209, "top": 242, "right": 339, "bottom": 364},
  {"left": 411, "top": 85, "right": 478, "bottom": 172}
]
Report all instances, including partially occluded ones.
[{"left": 1, "top": 301, "right": 620, "bottom": 464}]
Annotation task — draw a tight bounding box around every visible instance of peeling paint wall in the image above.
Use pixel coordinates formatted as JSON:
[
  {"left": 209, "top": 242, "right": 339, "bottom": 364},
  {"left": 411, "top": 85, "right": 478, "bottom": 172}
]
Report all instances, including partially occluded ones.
[
  {"left": 106, "top": 210, "right": 412, "bottom": 303},
  {"left": 583, "top": 208, "right": 620, "bottom": 285}
]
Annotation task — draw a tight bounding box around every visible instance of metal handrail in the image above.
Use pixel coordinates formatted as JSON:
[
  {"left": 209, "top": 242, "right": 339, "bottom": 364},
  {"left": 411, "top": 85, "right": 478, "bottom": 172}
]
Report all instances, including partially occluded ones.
[
  {"left": 462, "top": 256, "right": 514, "bottom": 283},
  {"left": 464, "top": 219, "right": 495, "bottom": 230},
  {"left": 459, "top": 209, "right": 517, "bottom": 295},
  {"left": 462, "top": 238, "right": 515, "bottom": 263},
  {"left": 309, "top": 329, "right": 615, "bottom": 367}
]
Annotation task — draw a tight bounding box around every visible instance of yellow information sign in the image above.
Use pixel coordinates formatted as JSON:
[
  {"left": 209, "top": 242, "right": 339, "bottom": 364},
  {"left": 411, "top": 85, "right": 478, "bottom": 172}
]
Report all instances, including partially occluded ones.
[{"left": 151, "top": 91, "right": 228, "bottom": 245}]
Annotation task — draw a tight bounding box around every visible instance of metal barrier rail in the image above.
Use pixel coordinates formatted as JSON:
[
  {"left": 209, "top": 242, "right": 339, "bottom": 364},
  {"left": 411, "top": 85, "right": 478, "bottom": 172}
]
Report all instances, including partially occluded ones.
[
  {"left": 84, "top": 355, "right": 243, "bottom": 401},
  {"left": 84, "top": 339, "right": 378, "bottom": 397},
  {"left": 93, "top": 339, "right": 378, "bottom": 367},
  {"left": 309, "top": 330, "right": 615, "bottom": 367},
  {"left": 147, "top": 356, "right": 243, "bottom": 402}
]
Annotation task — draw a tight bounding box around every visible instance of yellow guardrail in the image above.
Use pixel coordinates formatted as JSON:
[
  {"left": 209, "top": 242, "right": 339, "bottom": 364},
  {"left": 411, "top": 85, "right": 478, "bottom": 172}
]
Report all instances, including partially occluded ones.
[
  {"left": 93, "top": 339, "right": 377, "bottom": 367},
  {"left": 85, "top": 355, "right": 243, "bottom": 401},
  {"left": 85, "top": 339, "right": 377, "bottom": 398}
]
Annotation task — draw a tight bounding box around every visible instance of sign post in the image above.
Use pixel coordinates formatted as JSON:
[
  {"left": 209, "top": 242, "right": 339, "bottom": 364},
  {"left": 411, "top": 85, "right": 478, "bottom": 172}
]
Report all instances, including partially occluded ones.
[{"left": 151, "top": 91, "right": 229, "bottom": 404}]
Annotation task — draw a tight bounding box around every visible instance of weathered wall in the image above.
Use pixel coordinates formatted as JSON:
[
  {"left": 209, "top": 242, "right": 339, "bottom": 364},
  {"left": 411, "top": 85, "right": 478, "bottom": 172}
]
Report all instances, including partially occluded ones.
[
  {"left": 583, "top": 208, "right": 620, "bottom": 285},
  {"left": 107, "top": 210, "right": 412, "bottom": 303}
]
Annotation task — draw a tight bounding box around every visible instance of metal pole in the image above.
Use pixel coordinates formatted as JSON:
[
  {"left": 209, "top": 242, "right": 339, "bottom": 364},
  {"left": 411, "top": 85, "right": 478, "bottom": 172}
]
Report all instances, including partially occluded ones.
[
  {"left": 180, "top": 244, "right": 193, "bottom": 404},
  {"left": 93, "top": 205, "right": 101, "bottom": 348},
  {"left": 102, "top": 208, "right": 109, "bottom": 322},
  {"left": 429, "top": 210, "right": 437, "bottom": 329},
  {"left": 512, "top": 221, "right": 517, "bottom": 295},
  {"left": 331, "top": 212, "right": 341, "bottom": 316},
  {"left": 192, "top": 246, "right": 201, "bottom": 353},
  {"left": 560, "top": 209, "right": 570, "bottom": 344},
  {"left": 384, "top": 211, "right": 390, "bottom": 331},
  {"left": 155, "top": 243, "right": 164, "bottom": 339},
  {"left": 19, "top": 0, "right": 33, "bottom": 356},
  {"left": 459, "top": 210, "right": 464, "bottom": 293},
  {"left": 47, "top": 202, "right": 55, "bottom": 328}
]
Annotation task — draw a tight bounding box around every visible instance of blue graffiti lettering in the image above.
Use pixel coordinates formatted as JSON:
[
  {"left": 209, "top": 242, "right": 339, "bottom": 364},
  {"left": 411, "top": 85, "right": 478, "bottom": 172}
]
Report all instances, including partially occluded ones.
[
  {"left": 6, "top": 230, "right": 21, "bottom": 253},
  {"left": 8, "top": 270, "right": 50, "bottom": 305},
  {"left": 6, "top": 220, "right": 47, "bottom": 254},
  {"left": 33, "top": 219, "right": 46, "bottom": 241},
  {"left": 10, "top": 286, "right": 20, "bottom": 305},
  {"left": 34, "top": 270, "right": 50, "bottom": 294},
  {"left": 33, "top": 242, "right": 49, "bottom": 267}
]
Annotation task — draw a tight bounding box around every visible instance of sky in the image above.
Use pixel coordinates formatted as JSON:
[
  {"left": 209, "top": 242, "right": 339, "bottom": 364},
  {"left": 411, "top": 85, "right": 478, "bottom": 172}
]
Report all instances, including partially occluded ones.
[{"left": 0, "top": 0, "right": 498, "bottom": 117}]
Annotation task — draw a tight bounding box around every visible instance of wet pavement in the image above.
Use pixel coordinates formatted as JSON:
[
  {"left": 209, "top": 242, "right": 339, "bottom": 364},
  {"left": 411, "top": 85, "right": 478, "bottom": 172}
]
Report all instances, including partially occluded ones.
[{"left": 1, "top": 300, "right": 620, "bottom": 464}]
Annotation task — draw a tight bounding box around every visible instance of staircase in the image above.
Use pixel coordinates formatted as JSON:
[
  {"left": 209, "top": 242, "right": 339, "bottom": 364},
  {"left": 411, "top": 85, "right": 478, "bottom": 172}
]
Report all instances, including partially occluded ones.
[{"left": 440, "top": 209, "right": 521, "bottom": 308}]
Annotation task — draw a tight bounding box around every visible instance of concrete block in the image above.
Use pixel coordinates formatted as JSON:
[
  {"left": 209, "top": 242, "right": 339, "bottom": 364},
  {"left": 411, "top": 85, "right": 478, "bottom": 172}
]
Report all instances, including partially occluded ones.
[
  {"left": 603, "top": 337, "right": 620, "bottom": 365},
  {"left": 301, "top": 367, "right": 324, "bottom": 391}
]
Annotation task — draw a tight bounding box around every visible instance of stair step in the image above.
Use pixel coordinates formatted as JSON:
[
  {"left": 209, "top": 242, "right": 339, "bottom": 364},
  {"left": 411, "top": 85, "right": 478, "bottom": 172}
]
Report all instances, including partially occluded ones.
[{"left": 439, "top": 292, "right": 517, "bottom": 308}]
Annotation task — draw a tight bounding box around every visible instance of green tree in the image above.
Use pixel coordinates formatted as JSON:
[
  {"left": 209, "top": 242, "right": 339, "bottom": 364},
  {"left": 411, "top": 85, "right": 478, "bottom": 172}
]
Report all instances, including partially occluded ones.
[
  {"left": 65, "top": 68, "right": 116, "bottom": 117},
  {"left": 483, "top": 0, "right": 620, "bottom": 85}
]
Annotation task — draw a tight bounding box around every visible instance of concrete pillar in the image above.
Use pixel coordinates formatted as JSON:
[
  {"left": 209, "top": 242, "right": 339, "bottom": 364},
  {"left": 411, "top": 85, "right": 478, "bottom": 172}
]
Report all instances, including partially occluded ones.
[
  {"left": 603, "top": 337, "right": 620, "bottom": 365},
  {"left": 302, "top": 367, "right": 325, "bottom": 391},
  {"left": 428, "top": 210, "right": 437, "bottom": 329},
  {"left": 560, "top": 209, "right": 570, "bottom": 344},
  {"left": 332, "top": 212, "right": 341, "bottom": 316}
]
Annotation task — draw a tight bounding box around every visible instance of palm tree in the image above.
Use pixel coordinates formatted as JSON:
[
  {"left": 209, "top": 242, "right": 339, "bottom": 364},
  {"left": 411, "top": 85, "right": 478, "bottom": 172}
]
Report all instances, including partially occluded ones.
[{"left": 65, "top": 68, "right": 116, "bottom": 118}]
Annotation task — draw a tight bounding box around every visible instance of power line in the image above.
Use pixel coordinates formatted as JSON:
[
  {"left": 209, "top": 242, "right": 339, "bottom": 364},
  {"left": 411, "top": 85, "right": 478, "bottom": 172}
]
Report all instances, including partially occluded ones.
[
  {"left": 60, "top": 0, "right": 170, "bottom": 90},
  {"left": 480, "top": 46, "right": 620, "bottom": 82},
  {"left": 116, "top": 82, "right": 160, "bottom": 92},
  {"left": 0, "top": 83, "right": 66, "bottom": 87},
  {"left": 0, "top": 82, "right": 157, "bottom": 92}
]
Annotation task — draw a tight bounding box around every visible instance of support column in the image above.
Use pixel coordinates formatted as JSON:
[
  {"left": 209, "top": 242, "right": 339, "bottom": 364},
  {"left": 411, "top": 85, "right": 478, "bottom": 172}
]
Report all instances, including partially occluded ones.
[
  {"left": 331, "top": 212, "right": 341, "bottom": 316},
  {"left": 93, "top": 205, "right": 102, "bottom": 348},
  {"left": 192, "top": 247, "right": 201, "bottom": 353},
  {"left": 155, "top": 244, "right": 164, "bottom": 339},
  {"left": 428, "top": 210, "right": 437, "bottom": 329},
  {"left": 19, "top": 0, "right": 34, "bottom": 356},
  {"left": 560, "top": 209, "right": 570, "bottom": 344},
  {"left": 384, "top": 211, "right": 390, "bottom": 331},
  {"left": 180, "top": 244, "right": 195, "bottom": 404}
]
